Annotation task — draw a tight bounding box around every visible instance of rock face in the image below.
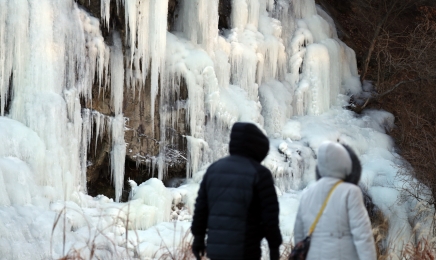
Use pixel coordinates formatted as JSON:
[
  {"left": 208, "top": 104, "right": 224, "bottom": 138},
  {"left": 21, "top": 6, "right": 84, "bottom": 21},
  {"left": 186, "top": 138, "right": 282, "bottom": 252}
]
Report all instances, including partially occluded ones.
[
  {"left": 168, "top": 0, "right": 180, "bottom": 31},
  {"left": 76, "top": 0, "right": 101, "bottom": 19},
  {"left": 219, "top": 0, "right": 232, "bottom": 30},
  {"left": 123, "top": 76, "right": 160, "bottom": 166},
  {"left": 77, "top": 0, "right": 191, "bottom": 199},
  {"left": 76, "top": 0, "right": 236, "bottom": 200}
]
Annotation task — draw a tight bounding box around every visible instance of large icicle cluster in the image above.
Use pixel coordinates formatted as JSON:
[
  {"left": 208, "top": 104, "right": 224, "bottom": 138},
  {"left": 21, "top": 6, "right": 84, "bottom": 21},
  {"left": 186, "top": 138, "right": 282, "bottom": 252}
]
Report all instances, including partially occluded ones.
[
  {"left": 95, "top": 0, "right": 360, "bottom": 180},
  {"left": 0, "top": 1, "right": 128, "bottom": 202},
  {"left": 0, "top": 0, "right": 364, "bottom": 205},
  {"left": 115, "top": 0, "right": 169, "bottom": 128},
  {"left": 0, "top": 1, "right": 100, "bottom": 202},
  {"left": 159, "top": 0, "right": 361, "bottom": 177}
]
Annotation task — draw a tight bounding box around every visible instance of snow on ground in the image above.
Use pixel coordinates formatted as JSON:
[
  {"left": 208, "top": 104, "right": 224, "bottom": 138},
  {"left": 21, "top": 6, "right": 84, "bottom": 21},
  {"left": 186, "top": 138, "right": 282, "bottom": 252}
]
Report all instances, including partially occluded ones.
[{"left": 1, "top": 105, "right": 425, "bottom": 259}]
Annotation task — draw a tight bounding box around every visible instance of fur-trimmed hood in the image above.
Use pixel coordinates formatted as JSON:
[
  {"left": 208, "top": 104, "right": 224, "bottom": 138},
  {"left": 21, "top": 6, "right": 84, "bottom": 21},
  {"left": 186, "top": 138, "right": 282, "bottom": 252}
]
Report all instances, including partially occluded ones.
[{"left": 316, "top": 141, "right": 362, "bottom": 185}]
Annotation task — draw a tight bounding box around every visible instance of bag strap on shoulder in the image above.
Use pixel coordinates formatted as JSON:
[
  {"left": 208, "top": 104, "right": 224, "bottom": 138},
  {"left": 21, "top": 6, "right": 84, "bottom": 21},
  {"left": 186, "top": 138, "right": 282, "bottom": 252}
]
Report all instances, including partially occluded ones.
[{"left": 308, "top": 180, "right": 343, "bottom": 236}]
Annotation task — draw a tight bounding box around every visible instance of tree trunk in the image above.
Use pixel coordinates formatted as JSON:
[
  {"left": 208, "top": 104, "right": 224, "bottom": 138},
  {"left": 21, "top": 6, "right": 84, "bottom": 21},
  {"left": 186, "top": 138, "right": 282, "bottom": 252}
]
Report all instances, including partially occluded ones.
[{"left": 360, "top": 1, "right": 400, "bottom": 83}]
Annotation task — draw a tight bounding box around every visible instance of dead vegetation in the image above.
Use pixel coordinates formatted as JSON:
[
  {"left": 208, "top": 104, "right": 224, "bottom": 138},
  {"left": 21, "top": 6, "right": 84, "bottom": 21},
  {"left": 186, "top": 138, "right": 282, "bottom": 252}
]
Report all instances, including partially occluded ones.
[{"left": 322, "top": 0, "right": 436, "bottom": 224}]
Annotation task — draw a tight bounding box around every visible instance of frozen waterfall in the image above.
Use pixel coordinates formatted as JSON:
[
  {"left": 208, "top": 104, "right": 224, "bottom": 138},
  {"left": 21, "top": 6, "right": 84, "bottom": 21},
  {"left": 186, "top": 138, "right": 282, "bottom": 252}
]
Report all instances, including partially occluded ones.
[{"left": 0, "top": 0, "right": 428, "bottom": 259}]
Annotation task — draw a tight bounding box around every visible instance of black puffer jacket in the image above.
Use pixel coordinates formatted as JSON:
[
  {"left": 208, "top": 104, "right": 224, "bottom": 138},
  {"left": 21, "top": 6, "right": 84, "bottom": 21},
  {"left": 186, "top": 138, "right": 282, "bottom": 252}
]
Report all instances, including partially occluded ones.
[{"left": 191, "top": 123, "right": 282, "bottom": 260}]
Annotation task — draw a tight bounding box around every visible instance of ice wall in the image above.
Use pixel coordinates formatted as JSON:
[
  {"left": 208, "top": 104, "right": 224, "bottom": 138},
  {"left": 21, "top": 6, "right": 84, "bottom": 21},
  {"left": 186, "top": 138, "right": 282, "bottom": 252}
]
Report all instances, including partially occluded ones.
[
  {"left": 0, "top": 0, "right": 371, "bottom": 206},
  {"left": 87, "top": 0, "right": 363, "bottom": 182},
  {"left": 162, "top": 0, "right": 360, "bottom": 176},
  {"left": 0, "top": 0, "right": 364, "bottom": 198},
  {"left": 0, "top": 1, "right": 128, "bottom": 202},
  {"left": 1, "top": 1, "right": 86, "bottom": 201},
  {"left": 94, "top": 0, "right": 361, "bottom": 179}
]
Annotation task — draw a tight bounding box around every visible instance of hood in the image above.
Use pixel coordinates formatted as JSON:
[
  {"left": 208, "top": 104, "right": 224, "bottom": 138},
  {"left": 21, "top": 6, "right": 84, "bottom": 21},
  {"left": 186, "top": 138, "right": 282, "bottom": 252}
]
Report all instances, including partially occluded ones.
[
  {"left": 315, "top": 141, "right": 362, "bottom": 185},
  {"left": 229, "top": 122, "right": 269, "bottom": 163}
]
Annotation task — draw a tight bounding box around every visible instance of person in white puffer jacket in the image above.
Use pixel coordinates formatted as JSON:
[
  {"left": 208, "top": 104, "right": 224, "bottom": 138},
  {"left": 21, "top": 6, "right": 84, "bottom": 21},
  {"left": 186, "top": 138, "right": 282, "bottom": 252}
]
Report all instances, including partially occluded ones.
[{"left": 293, "top": 141, "right": 377, "bottom": 260}]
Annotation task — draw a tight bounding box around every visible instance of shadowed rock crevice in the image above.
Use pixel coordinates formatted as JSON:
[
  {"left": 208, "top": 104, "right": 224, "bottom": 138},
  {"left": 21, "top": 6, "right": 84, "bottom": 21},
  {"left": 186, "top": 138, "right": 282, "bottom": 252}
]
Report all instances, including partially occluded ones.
[
  {"left": 168, "top": 0, "right": 180, "bottom": 31},
  {"left": 219, "top": 0, "right": 232, "bottom": 31}
]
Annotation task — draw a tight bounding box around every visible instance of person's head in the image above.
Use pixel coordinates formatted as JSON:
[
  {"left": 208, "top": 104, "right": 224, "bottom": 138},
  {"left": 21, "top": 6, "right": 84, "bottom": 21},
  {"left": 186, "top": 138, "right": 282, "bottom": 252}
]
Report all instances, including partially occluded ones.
[
  {"left": 229, "top": 122, "right": 269, "bottom": 162},
  {"left": 315, "top": 141, "right": 361, "bottom": 184}
]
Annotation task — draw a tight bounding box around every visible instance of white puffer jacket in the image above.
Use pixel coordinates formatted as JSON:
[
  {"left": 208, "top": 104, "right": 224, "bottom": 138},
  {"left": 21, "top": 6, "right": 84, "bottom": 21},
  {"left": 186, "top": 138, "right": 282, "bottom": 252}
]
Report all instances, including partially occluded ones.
[{"left": 293, "top": 142, "right": 376, "bottom": 260}]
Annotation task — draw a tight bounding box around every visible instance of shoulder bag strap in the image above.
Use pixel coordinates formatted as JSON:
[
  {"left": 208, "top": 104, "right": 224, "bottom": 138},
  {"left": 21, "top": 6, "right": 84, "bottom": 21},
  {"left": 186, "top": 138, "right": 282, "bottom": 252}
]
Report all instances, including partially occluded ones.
[{"left": 308, "top": 180, "right": 343, "bottom": 236}]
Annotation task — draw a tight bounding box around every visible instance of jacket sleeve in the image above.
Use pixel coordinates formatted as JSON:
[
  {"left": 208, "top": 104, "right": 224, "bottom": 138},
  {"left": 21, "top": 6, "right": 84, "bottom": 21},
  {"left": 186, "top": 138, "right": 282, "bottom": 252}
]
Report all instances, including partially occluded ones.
[
  {"left": 255, "top": 167, "right": 283, "bottom": 253},
  {"left": 191, "top": 173, "right": 209, "bottom": 243},
  {"left": 293, "top": 202, "right": 305, "bottom": 243},
  {"left": 347, "top": 186, "right": 377, "bottom": 260}
]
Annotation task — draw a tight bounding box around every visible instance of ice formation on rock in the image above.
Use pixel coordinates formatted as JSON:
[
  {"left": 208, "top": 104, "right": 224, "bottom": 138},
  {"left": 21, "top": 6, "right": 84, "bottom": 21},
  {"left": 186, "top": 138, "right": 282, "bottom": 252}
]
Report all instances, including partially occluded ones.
[{"left": 0, "top": 0, "right": 427, "bottom": 258}]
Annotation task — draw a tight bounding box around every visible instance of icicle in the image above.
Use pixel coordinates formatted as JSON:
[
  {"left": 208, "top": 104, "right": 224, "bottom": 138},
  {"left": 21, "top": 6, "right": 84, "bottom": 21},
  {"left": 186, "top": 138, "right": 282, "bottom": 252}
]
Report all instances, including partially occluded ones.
[
  {"left": 322, "top": 39, "right": 342, "bottom": 105},
  {"left": 78, "top": 8, "right": 109, "bottom": 101},
  {"left": 275, "top": 0, "right": 295, "bottom": 71},
  {"left": 215, "top": 37, "right": 232, "bottom": 89},
  {"left": 149, "top": 0, "right": 169, "bottom": 136},
  {"left": 119, "top": 0, "right": 168, "bottom": 138},
  {"left": 295, "top": 80, "right": 309, "bottom": 116},
  {"left": 81, "top": 109, "right": 92, "bottom": 193},
  {"left": 231, "top": 0, "right": 249, "bottom": 30},
  {"left": 185, "top": 136, "right": 209, "bottom": 178},
  {"left": 247, "top": 0, "right": 260, "bottom": 28},
  {"left": 108, "top": 30, "right": 126, "bottom": 200},
  {"left": 101, "top": 0, "right": 111, "bottom": 28},
  {"left": 93, "top": 111, "right": 101, "bottom": 154},
  {"left": 137, "top": 0, "right": 150, "bottom": 86},
  {"left": 111, "top": 115, "right": 126, "bottom": 202},
  {"left": 229, "top": 41, "right": 259, "bottom": 101},
  {"left": 0, "top": 0, "right": 29, "bottom": 116},
  {"left": 257, "top": 15, "right": 287, "bottom": 83},
  {"left": 291, "top": 0, "right": 317, "bottom": 19},
  {"left": 201, "top": 0, "right": 219, "bottom": 54},
  {"left": 92, "top": 110, "right": 108, "bottom": 154},
  {"left": 301, "top": 43, "right": 330, "bottom": 115},
  {"left": 0, "top": 0, "right": 9, "bottom": 116},
  {"left": 123, "top": 0, "right": 138, "bottom": 64},
  {"left": 111, "top": 32, "right": 124, "bottom": 116},
  {"left": 266, "top": 0, "right": 275, "bottom": 12},
  {"left": 176, "top": 0, "right": 219, "bottom": 54},
  {"left": 259, "top": 80, "right": 293, "bottom": 135},
  {"left": 340, "top": 42, "right": 362, "bottom": 95},
  {"left": 64, "top": 88, "right": 78, "bottom": 123},
  {"left": 103, "top": 113, "right": 110, "bottom": 140}
]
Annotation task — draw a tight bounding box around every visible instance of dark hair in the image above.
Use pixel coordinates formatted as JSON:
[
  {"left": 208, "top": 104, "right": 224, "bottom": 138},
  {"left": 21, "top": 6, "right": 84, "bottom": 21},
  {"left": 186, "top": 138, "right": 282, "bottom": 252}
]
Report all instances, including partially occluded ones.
[{"left": 342, "top": 144, "right": 361, "bottom": 185}]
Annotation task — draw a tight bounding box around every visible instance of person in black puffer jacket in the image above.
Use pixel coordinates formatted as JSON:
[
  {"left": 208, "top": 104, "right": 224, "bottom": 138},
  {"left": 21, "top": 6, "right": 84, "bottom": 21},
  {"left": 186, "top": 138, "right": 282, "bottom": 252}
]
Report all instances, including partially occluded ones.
[{"left": 191, "top": 122, "right": 282, "bottom": 260}]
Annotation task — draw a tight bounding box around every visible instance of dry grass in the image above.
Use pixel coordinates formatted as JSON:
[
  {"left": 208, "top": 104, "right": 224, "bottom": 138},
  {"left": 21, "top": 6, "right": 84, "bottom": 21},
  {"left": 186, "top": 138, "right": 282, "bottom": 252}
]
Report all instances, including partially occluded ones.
[
  {"left": 51, "top": 203, "right": 136, "bottom": 260},
  {"left": 52, "top": 203, "right": 198, "bottom": 260},
  {"left": 154, "top": 227, "right": 195, "bottom": 260},
  {"left": 372, "top": 209, "right": 436, "bottom": 260},
  {"left": 52, "top": 203, "right": 436, "bottom": 260},
  {"left": 372, "top": 210, "right": 390, "bottom": 259},
  {"left": 279, "top": 240, "right": 293, "bottom": 260},
  {"left": 402, "top": 239, "right": 435, "bottom": 260}
]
